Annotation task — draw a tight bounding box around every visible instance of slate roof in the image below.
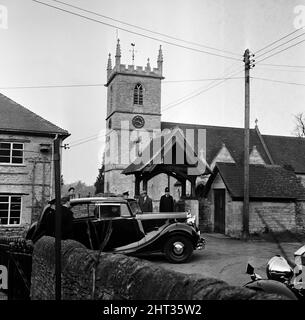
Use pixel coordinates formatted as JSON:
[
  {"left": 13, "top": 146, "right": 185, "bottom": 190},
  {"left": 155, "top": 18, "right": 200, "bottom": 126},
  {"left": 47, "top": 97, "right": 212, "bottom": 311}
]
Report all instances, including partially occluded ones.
[
  {"left": 0, "top": 93, "right": 69, "bottom": 136},
  {"left": 162, "top": 121, "right": 270, "bottom": 164},
  {"left": 262, "top": 134, "right": 305, "bottom": 173},
  {"left": 206, "top": 162, "right": 305, "bottom": 200},
  {"left": 162, "top": 121, "right": 305, "bottom": 173}
]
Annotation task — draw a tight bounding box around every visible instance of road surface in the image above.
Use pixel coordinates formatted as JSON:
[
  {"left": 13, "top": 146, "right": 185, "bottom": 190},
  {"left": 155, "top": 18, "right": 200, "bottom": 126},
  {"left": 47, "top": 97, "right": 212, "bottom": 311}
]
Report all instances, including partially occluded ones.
[{"left": 145, "top": 233, "right": 301, "bottom": 286}]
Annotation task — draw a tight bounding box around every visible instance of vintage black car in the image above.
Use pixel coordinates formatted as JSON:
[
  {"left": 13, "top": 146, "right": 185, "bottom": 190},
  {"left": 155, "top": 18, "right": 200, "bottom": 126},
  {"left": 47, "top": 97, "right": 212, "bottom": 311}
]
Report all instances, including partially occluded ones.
[
  {"left": 70, "top": 196, "right": 205, "bottom": 263},
  {"left": 27, "top": 196, "right": 205, "bottom": 263}
]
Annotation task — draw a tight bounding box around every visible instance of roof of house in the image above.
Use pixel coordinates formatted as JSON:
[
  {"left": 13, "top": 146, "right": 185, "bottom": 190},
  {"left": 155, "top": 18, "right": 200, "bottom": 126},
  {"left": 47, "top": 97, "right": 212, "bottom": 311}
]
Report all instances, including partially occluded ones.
[
  {"left": 206, "top": 162, "right": 305, "bottom": 200},
  {"left": 0, "top": 93, "right": 69, "bottom": 136},
  {"left": 162, "top": 121, "right": 305, "bottom": 173}
]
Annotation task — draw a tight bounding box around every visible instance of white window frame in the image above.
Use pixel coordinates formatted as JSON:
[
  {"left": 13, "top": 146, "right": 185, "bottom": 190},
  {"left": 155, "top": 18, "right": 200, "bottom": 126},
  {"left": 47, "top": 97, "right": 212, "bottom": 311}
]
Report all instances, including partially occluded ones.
[
  {"left": 0, "top": 142, "right": 24, "bottom": 165},
  {"left": 0, "top": 195, "right": 22, "bottom": 226}
]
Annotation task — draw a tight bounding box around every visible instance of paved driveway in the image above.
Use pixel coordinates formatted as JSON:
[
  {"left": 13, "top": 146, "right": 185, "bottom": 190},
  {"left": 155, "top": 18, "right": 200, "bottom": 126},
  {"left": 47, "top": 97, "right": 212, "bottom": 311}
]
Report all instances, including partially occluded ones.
[{"left": 145, "top": 233, "right": 302, "bottom": 287}]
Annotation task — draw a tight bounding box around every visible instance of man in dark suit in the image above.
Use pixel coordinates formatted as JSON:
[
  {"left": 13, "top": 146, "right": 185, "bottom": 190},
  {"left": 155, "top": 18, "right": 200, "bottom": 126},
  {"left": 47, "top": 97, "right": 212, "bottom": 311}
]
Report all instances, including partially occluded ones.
[
  {"left": 32, "top": 196, "right": 74, "bottom": 242},
  {"left": 159, "top": 187, "right": 174, "bottom": 212},
  {"left": 139, "top": 190, "right": 153, "bottom": 213},
  {"left": 45, "top": 196, "right": 74, "bottom": 239}
]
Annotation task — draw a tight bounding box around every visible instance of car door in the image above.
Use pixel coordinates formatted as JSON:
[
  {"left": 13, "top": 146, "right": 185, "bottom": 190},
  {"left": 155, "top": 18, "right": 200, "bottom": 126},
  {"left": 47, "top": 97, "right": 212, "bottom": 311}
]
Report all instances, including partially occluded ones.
[
  {"left": 71, "top": 202, "right": 99, "bottom": 249},
  {"left": 92, "top": 203, "right": 144, "bottom": 251}
]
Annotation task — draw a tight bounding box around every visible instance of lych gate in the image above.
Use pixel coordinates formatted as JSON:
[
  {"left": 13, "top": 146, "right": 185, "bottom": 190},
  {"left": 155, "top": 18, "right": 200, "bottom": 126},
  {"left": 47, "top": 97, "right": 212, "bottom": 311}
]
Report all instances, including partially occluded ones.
[
  {"left": 126, "top": 164, "right": 200, "bottom": 199},
  {"left": 122, "top": 128, "right": 211, "bottom": 222}
]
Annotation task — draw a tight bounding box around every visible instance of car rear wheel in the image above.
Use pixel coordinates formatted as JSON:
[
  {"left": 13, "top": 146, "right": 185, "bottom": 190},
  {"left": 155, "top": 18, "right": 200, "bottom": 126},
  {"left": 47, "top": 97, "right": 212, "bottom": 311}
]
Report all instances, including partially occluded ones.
[{"left": 164, "top": 235, "right": 193, "bottom": 263}]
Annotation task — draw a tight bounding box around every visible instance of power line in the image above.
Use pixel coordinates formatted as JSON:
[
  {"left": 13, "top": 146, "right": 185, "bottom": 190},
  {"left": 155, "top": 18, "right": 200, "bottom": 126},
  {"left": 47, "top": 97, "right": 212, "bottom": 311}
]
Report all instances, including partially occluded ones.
[
  {"left": 255, "top": 31, "right": 305, "bottom": 60},
  {"left": 163, "top": 77, "right": 244, "bottom": 83},
  {"left": 258, "top": 63, "right": 305, "bottom": 68},
  {"left": 0, "top": 83, "right": 104, "bottom": 90},
  {"left": 162, "top": 60, "right": 243, "bottom": 110},
  {"left": 162, "top": 68, "right": 244, "bottom": 112},
  {"left": 251, "top": 76, "right": 305, "bottom": 87},
  {"left": 255, "top": 66, "right": 305, "bottom": 73},
  {"left": 69, "top": 136, "right": 105, "bottom": 148},
  {"left": 255, "top": 37, "right": 305, "bottom": 65},
  {"left": 0, "top": 77, "right": 244, "bottom": 90},
  {"left": 68, "top": 132, "right": 104, "bottom": 145},
  {"left": 254, "top": 26, "right": 304, "bottom": 55},
  {"left": 51, "top": 0, "right": 241, "bottom": 57},
  {"left": 32, "top": 0, "right": 241, "bottom": 61},
  {"left": 162, "top": 60, "right": 242, "bottom": 110}
]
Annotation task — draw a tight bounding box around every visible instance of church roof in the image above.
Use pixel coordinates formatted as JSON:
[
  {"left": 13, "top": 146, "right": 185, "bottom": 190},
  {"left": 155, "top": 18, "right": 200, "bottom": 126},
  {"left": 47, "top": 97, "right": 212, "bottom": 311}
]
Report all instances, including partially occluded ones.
[
  {"left": 206, "top": 162, "right": 305, "bottom": 200},
  {"left": 262, "top": 134, "right": 305, "bottom": 173},
  {"left": 161, "top": 122, "right": 270, "bottom": 165},
  {"left": 0, "top": 93, "right": 69, "bottom": 137},
  {"left": 161, "top": 121, "right": 305, "bottom": 173}
]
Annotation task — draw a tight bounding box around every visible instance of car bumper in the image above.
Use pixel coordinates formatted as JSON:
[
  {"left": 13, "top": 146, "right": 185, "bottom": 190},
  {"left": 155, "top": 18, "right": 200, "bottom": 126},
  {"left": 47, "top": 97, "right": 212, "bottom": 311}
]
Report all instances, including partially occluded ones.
[{"left": 196, "top": 237, "right": 205, "bottom": 250}]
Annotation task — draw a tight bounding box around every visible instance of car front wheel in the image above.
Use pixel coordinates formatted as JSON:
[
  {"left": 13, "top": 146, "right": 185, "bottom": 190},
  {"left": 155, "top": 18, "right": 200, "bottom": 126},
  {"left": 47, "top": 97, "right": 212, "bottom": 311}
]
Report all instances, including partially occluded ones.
[{"left": 164, "top": 235, "right": 193, "bottom": 263}]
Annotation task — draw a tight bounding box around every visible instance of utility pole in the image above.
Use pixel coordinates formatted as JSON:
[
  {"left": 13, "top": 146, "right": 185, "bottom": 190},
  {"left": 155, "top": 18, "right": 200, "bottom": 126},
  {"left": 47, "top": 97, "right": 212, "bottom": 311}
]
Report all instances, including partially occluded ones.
[
  {"left": 53, "top": 135, "right": 62, "bottom": 300},
  {"left": 243, "top": 49, "right": 255, "bottom": 239}
]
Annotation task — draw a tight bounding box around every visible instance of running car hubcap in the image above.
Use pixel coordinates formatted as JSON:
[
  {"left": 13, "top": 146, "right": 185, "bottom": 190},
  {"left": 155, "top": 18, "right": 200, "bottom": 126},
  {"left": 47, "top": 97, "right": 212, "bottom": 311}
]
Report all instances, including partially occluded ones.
[{"left": 173, "top": 242, "right": 184, "bottom": 255}]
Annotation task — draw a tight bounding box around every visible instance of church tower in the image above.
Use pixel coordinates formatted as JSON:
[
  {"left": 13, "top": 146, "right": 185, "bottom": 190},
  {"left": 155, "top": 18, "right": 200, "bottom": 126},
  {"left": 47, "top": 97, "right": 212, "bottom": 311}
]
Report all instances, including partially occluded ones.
[{"left": 104, "top": 39, "right": 164, "bottom": 195}]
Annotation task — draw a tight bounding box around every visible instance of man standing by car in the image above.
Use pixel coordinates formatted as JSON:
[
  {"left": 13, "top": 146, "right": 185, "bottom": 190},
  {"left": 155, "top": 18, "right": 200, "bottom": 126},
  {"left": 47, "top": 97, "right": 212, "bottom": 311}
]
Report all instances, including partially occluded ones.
[
  {"left": 30, "top": 198, "right": 56, "bottom": 242},
  {"left": 159, "top": 187, "right": 174, "bottom": 212},
  {"left": 139, "top": 190, "right": 153, "bottom": 212},
  {"left": 30, "top": 196, "right": 74, "bottom": 242}
]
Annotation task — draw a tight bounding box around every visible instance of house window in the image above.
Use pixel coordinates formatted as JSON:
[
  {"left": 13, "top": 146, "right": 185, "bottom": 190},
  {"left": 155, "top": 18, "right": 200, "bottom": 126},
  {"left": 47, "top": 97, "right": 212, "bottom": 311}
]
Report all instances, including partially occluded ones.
[
  {"left": 0, "top": 195, "right": 22, "bottom": 225},
  {"left": 133, "top": 83, "right": 143, "bottom": 105},
  {"left": 0, "top": 142, "right": 24, "bottom": 164}
]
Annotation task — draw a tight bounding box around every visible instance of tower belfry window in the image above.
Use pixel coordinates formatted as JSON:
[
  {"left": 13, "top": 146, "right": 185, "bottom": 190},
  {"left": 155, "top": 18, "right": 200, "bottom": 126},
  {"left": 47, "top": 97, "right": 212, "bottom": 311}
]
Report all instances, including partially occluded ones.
[{"left": 133, "top": 83, "right": 143, "bottom": 105}]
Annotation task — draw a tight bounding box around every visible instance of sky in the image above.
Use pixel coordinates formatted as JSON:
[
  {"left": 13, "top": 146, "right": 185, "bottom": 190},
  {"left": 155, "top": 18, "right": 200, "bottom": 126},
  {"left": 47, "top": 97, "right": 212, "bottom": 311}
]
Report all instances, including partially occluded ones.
[{"left": 1, "top": 0, "right": 305, "bottom": 185}]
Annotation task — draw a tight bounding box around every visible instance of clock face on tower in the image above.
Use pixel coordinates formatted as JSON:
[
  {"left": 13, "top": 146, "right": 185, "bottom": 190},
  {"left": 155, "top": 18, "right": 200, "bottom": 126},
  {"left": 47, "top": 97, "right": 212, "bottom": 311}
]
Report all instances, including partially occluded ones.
[{"left": 132, "top": 115, "right": 145, "bottom": 128}]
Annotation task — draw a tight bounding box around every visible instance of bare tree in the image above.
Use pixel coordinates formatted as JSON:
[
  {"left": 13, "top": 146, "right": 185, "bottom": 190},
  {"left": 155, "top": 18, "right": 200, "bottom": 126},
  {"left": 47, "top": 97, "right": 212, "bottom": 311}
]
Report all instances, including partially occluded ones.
[{"left": 293, "top": 113, "right": 305, "bottom": 137}]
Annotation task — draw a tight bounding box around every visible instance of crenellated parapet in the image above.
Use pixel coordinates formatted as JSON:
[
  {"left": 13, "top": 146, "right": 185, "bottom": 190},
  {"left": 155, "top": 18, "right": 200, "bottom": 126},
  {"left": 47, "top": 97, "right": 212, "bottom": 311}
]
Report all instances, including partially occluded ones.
[{"left": 106, "top": 39, "right": 164, "bottom": 86}]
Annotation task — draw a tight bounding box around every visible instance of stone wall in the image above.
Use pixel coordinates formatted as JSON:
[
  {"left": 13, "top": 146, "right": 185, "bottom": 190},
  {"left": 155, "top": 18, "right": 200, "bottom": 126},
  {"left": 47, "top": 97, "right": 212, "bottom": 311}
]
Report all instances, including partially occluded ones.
[
  {"left": 198, "top": 198, "right": 212, "bottom": 232},
  {"left": 204, "top": 184, "right": 300, "bottom": 237},
  {"left": 0, "top": 134, "right": 55, "bottom": 237},
  {"left": 295, "top": 201, "right": 305, "bottom": 233},
  {"left": 226, "top": 201, "right": 296, "bottom": 238},
  {"left": 30, "top": 237, "right": 283, "bottom": 300}
]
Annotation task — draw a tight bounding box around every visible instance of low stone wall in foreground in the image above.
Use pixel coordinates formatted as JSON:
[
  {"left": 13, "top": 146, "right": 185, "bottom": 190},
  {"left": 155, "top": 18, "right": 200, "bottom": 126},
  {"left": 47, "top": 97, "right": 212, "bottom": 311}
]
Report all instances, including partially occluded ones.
[{"left": 30, "top": 237, "right": 283, "bottom": 300}]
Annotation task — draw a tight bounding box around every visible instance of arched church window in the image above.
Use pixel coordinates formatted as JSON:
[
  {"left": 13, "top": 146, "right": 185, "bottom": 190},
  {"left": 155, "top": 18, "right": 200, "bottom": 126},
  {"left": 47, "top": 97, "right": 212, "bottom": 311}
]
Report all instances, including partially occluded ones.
[{"left": 133, "top": 83, "right": 143, "bottom": 105}]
